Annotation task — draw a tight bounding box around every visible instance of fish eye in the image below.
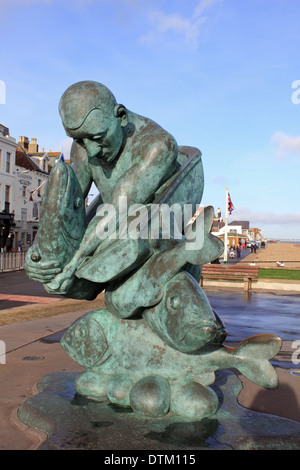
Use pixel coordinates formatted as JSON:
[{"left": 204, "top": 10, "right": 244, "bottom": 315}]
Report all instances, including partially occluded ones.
[
  {"left": 74, "top": 196, "right": 82, "bottom": 209},
  {"left": 76, "top": 325, "right": 87, "bottom": 338},
  {"left": 169, "top": 296, "right": 180, "bottom": 310}
]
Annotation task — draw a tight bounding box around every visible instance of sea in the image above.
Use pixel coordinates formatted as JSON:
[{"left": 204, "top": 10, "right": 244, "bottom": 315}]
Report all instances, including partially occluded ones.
[{"left": 267, "top": 239, "right": 300, "bottom": 244}]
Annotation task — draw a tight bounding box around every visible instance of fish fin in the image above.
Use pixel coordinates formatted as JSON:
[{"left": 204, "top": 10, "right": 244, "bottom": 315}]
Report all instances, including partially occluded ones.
[
  {"left": 184, "top": 206, "right": 224, "bottom": 265},
  {"left": 227, "top": 334, "right": 282, "bottom": 389}
]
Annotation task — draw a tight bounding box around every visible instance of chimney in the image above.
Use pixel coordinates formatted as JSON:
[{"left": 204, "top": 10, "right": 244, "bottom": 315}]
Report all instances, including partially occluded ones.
[
  {"left": 28, "top": 138, "right": 39, "bottom": 153},
  {"left": 18, "top": 136, "right": 29, "bottom": 150},
  {"left": 0, "top": 125, "right": 9, "bottom": 137}
]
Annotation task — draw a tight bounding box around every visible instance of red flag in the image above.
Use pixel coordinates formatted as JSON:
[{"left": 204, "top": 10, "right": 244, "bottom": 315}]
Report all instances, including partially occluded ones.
[
  {"left": 228, "top": 193, "right": 235, "bottom": 214},
  {"left": 29, "top": 181, "right": 45, "bottom": 201}
]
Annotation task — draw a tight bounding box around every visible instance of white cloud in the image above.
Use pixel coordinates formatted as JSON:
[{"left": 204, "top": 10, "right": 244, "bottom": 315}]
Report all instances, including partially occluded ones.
[
  {"left": 232, "top": 207, "right": 300, "bottom": 226},
  {"left": 141, "top": 0, "right": 223, "bottom": 50},
  {"left": 152, "top": 11, "right": 191, "bottom": 34},
  {"left": 194, "top": 0, "right": 223, "bottom": 17},
  {"left": 213, "top": 175, "right": 225, "bottom": 184},
  {"left": 272, "top": 131, "right": 300, "bottom": 158}
]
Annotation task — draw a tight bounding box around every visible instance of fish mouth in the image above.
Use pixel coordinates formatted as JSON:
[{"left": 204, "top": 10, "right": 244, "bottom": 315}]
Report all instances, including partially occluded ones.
[{"left": 178, "top": 323, "right": 217, "bottom": 342}]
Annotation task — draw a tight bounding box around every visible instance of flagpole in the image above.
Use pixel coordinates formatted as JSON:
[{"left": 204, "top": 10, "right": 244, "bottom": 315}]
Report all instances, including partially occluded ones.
[{"left": 224, "top": 185, "right": 229, "bottom": 264}]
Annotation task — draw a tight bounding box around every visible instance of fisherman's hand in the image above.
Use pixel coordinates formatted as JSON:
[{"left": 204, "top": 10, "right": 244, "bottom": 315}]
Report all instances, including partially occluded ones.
[
  {"left": 45, "top": 263, "right": 76, "bottom": 294},
  {"left": 25, "top": 247, "right": 62, "bottom": 283}
]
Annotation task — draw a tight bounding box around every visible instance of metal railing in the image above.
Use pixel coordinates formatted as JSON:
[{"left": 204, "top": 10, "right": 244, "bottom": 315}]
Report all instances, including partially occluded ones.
[{"left": 0, "top": 252, "right": 27, "bottom": 272}]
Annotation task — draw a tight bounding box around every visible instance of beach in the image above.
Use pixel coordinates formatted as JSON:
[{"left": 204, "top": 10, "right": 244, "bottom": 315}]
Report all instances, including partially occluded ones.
[{"left": 238, "top": 242, "right": 300, "bottom": 269}]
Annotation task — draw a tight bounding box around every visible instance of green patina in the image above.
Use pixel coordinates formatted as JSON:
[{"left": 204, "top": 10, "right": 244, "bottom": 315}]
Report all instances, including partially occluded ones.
[{"left": 25, "top": 81, "right": 282, "bottom": 420}]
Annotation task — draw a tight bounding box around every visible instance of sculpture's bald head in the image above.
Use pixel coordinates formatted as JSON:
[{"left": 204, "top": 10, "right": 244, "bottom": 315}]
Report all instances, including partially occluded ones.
[
  {"left": 59, "top": 81, "right": 128, "bottom": 163},
  {"left": 59, "top": 81, "right": 117, "bottom": 130}
]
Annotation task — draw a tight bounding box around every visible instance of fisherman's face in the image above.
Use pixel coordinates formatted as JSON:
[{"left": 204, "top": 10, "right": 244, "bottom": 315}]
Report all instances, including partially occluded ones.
[{"left": 65, "top": 109, "right": 124, "bottom": 163}]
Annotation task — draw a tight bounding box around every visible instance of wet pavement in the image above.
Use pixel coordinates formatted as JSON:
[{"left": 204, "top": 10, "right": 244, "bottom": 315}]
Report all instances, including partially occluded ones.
[
  {"left": 1, "top": 270, "right": 300, "bottom": 345},
  {"left": 206, "top": 288, "right": 300, "bottom": 343}
]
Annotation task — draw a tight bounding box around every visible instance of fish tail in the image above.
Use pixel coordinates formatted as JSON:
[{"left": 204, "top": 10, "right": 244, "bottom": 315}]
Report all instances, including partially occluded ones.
[{"left": 226, "top": 334, "right": 282, "bottom": 389}]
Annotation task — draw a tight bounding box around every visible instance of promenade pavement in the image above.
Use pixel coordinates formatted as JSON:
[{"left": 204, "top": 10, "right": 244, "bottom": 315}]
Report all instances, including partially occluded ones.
[{"left": 0, "top": 268, "right": 299, "bottom": 450}]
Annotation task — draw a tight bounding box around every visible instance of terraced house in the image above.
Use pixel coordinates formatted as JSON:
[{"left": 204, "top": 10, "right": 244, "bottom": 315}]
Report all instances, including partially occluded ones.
[{"left": 0, "top": 126, "right": 49, "bottom": 251}]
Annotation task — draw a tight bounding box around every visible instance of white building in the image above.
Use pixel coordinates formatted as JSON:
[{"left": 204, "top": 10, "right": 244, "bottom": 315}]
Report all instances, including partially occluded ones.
[
  {"left": 0, "top": 124, "right": 18, "bottom": 250},
  {"left": 213, "top": 221, "right": 249, "bottom": 239},
  {"left": 0, "top": 127, "right": 50, "bottom": 251},
  {"left": 13, "top": 146, "right": 49, "bottom": 251}
]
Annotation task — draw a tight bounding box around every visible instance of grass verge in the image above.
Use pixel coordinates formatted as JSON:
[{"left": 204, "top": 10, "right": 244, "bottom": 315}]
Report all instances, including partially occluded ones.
[{"left": 258, "top": 268, "right": 300, "bottom": 280}]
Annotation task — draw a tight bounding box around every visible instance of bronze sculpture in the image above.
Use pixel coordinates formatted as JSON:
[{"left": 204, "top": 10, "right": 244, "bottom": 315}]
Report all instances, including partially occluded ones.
[{"left": 25, "top": 81, "right": 282, "bottom": 420}]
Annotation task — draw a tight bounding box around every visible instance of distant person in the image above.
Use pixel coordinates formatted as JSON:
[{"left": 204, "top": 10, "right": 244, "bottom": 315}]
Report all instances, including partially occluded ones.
[
  {"left": 236, "top": 245, "right": 241, "bottom": 258},
  {"left": 5, "top": 234, "right": 12, "bottom": 252}
]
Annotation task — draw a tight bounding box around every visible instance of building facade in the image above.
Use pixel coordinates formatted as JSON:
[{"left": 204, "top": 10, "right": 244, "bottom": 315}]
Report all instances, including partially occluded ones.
[
  {"left": 0, "top": 124, "right": 18, "bottom": 251},
  {"left": 13, "top": 145, "right": 49, "bottom": 251},
  {"left": 0, "top": 126, "right": 50, "bottom": 251}
]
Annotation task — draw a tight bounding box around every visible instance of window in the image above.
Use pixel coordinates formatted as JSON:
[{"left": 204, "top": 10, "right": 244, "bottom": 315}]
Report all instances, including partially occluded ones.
[
  {"left": 0, "top": 149, "right": 2, "bottom": 171},
  {"left": 4, "top": 185, "right": 10, "bottom": 212},
  {"left": 32, "top": 202, "right": 38, "bottom": 219},
  {"left": 22, "top": 185, "right": 27, "bottom": 197},
  {"left": 38, "top": 179, "right": 42, "bottom": 196},
  {"left": 21, "top": 208, "right": 27, "bottom": 224},
  {"left": 6, "top": 152, "right": 11, "bottom": 173}
]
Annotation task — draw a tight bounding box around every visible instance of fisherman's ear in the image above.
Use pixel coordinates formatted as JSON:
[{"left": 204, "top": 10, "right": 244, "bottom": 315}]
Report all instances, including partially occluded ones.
[{"left": 114, "top": 104, "right": 128, "bottom": 127}]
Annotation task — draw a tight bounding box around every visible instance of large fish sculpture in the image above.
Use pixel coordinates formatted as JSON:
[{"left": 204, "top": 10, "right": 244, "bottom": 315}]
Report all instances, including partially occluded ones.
[
  {"left": 28, "top": 161, "right": 86, "bottom": 268},
  {"left": 143, "top": 272, "right": 227, "bottom": 353},
  {"left": 61, "top": 272, "right": 282, "bottom": 420},
  {"left": 25, "top": 162, "right": 101, "bottom": 299}
]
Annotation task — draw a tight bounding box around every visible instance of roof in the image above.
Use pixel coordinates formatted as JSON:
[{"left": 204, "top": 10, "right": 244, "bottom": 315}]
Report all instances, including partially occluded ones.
[
  {"left": 212, "top": 220, "right": 224, "bottom": 230},
  {"left": 27, "top": 152, "right": 49, "bottom": 159},
  {"left": 228, "top": 220, "right": 250, "bottom": 229},
  {"left": 48, "top": 152, "right": 61, "bottom": 158},
  {"left": 248, "top": 227, "right": 262, "bottom": 233},
  {"left": 15, "top": 149, "right": 49, "bottom": 175}
]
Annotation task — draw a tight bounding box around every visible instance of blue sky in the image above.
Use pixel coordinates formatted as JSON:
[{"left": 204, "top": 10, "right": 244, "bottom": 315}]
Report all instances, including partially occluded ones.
[{"left": 1, "top": 0, "right": 300, "bottom": 239}]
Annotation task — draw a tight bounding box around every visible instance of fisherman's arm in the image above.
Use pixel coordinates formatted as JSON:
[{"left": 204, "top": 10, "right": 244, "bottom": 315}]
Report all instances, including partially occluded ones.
[
  {"left": 46, "top": 133, "right": 178, "bottom": 293},
  {"left": 65, "top": 132, "right": 178, "bottom": 261}
]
